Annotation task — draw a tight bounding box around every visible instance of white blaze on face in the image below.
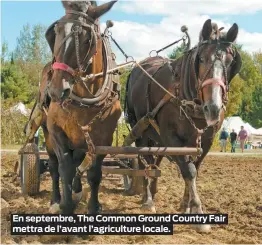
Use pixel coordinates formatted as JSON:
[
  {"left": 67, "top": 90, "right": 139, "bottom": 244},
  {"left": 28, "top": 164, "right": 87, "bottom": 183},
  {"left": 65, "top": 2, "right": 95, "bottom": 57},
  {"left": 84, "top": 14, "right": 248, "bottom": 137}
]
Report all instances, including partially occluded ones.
[
  {"left": 64, "top": 23, "right": 74, "bottom": 54},
  {"left": 211, "top": 52, "right": 225, "bottom": 108}
]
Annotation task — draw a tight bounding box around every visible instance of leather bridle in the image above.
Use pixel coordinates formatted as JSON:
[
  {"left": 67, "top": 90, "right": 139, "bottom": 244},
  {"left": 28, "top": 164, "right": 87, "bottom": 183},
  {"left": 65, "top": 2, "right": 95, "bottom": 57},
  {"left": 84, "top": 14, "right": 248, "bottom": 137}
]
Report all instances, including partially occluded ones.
[
  {"left": 194, "top": 39, "right": 236, "bottom": 104},
  {"left": 52, "top": 10, "right": 98, "bottom": 79}
]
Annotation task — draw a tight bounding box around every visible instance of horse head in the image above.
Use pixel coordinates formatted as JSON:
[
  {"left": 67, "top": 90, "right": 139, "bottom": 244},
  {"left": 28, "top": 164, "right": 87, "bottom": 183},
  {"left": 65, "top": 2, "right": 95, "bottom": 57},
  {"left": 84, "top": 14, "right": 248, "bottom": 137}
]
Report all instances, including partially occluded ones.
[
  {"left": 47, "top": 0, "right": 118, "bottom": 102},
  {"left": 194, "top": 19, "right": 242, "bottom": 126}
]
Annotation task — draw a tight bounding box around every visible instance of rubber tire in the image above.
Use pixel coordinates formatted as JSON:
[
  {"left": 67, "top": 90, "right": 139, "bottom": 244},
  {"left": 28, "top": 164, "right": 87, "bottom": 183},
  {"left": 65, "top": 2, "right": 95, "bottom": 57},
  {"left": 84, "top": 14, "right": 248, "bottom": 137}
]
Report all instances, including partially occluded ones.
[
  {"left": 20, "top": 143, "right": 40, "bottom": 196},
  {"left": 123, "top": 158, "right": 143, "bottom": 195}
]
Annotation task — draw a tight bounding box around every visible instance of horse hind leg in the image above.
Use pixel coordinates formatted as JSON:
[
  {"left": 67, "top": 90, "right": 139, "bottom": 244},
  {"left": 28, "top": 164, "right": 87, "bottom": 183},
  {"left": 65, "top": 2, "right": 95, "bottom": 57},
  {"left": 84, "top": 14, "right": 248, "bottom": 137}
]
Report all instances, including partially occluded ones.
[
  {"left": 149, "top": 155, "right": 163, "bottom": 200},
  {"left": 138, "top": 155, "right": 156, "bottom": 213},
  {"left": 135, "top": 141, "right": 157, "bottom": 213},
  {"left": 48, "top": 155, "right": 61, "bottom": 214}
]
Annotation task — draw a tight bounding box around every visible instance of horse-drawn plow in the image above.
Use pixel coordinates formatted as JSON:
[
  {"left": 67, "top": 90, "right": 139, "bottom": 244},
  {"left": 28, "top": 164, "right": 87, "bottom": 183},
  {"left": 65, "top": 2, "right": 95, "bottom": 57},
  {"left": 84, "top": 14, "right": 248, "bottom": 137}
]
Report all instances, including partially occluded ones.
[
  {"left": 18, "top": 143, "right": 202, "bottom": 196},
  {"left": 13, "top": 1, "right": 244, "bottom": 233},
  {"left": 18, "top": 18, "right": 202, "bottom": 198}
]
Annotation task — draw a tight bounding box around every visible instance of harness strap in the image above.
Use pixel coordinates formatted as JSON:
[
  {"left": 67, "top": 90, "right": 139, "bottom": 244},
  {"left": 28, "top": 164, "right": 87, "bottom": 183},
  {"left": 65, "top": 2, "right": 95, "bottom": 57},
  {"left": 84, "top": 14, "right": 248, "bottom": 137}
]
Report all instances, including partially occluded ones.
[
  {"left": 65, "top": 10, "right": 96, "bottom": 26},
  {"left": 201, "top": 78, "right": 226, "bottom": 94},
  {"left": 52, "top": 62, "right": 76, "bottom": 76}
]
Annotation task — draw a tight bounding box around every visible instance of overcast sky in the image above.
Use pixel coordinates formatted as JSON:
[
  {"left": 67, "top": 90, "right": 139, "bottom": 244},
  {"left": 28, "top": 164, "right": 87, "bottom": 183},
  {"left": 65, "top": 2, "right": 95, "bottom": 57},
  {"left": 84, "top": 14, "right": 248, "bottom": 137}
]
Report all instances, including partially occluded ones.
[{"left": 2, "top": 0, "right": 262, "bottom": 63}]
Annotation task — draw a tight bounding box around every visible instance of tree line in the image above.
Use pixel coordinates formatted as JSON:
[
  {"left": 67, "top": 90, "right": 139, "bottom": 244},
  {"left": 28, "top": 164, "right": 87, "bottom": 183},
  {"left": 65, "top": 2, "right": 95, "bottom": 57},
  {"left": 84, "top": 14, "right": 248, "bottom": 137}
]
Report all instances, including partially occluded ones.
[{"left": 1, "top": 23, "right": 262, "bottom": 128}]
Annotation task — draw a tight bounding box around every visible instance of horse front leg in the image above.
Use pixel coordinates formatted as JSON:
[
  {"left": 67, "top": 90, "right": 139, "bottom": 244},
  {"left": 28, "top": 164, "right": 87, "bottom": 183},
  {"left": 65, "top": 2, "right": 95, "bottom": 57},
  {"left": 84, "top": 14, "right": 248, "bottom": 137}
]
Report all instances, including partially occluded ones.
[
  {"left": 58, "top": 150, "right": 76, "bottom": 214},
  {"left": 72, "top": 150, "right": 86, "bottom": 205},
  {"left": 150, "top": 155, "right": 163, "bottom": 200},
  {"left": 87, "top": 154, "right": 105, "bottom": 214},
  {"left": 50, "top": 129, "right": 76, "bottom": 214},
  {"left": 175, "top": 155, "right": 211, "bottom": 233}
]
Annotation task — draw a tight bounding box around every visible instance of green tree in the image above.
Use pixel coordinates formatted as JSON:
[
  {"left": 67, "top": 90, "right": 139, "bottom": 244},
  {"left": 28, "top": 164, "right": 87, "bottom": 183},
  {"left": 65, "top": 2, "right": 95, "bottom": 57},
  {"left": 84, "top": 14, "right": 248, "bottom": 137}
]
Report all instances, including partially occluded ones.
[
  {"left": 1, "top": 41, "right": 9, "bottom": 63},
  {"left": 14, "top": 23, "right": 51, "bottom": 64},
  {"left": 12, "top": 23, "right": 52, "bottom": 101},
  {"left": 247, "top": 83, "right": 262, "bottom": 127},
  {"left": 119, "top": 68, "right": 131, "bottom": 109},
  {"left": 225, "top": 75, "right": 244, "bottom": 117},
  {"left": 238, "top": 50, "right": 262, "bottom": 123},
  {"left": 1, "top": 62, "right": 31, "bottom": 104},
  {"left": 168, "top": 42, "right": 186, "bottom": 60}
]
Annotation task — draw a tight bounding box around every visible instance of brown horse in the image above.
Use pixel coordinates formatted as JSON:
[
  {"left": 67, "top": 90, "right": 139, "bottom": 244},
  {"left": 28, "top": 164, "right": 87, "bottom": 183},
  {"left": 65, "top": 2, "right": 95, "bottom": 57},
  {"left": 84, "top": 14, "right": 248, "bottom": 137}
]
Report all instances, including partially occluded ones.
[
  {"left": 125, "top": 19, "right": 242, "bottom": 232},
  {"left": 39, "top": 0, "right": 121, "bottom": 214}
]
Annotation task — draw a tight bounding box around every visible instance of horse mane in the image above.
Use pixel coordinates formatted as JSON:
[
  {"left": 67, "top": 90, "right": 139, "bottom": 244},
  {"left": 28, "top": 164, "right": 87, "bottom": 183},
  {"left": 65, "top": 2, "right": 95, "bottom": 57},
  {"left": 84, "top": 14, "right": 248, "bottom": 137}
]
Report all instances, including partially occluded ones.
[{"left": 61, "top": 0, "right": 92, "bottom": 12}]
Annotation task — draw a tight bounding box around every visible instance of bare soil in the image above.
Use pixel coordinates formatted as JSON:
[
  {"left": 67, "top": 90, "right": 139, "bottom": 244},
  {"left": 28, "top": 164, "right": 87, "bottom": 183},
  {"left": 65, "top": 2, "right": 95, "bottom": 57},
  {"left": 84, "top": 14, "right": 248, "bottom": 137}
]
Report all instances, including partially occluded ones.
[{"left": 1, "top": 153, "right": 262, "bottom": 244}]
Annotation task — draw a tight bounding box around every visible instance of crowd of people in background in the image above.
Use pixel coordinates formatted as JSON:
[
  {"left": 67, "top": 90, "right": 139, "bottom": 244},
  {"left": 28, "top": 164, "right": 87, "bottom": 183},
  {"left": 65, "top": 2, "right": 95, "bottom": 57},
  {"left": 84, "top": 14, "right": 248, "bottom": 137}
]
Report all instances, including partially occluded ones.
[{"left": 219, "top": 126, "right": 248, "bottom": 153}]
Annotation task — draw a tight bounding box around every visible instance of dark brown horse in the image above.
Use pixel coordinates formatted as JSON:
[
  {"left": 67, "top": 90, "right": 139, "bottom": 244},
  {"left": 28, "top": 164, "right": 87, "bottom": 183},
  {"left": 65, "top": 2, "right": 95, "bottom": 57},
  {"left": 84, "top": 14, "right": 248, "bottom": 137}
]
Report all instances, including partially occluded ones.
[
  {"left": 125, "top": 19, "right": 242, "bottom": 232},
  {"left": 38, "top": 0, "right": 121, "bottom": 214}
]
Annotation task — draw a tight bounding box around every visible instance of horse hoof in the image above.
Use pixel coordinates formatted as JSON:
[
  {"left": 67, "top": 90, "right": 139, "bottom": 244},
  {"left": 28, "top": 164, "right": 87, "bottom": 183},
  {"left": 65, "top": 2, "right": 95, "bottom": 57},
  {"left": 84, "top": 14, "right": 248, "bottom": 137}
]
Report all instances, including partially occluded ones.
[
  {"left": 192, "top": 224, "right": 211, "bottom": 233},
  {"left": 49, "top": 203, "right": 61, "bottom": 214},
  {"left": 141, "top": 204, "right": 156, "bottom": 213},
  {"left": 72, "top": 191, "right": 82, "bottom": 205},
  {"left": 123, "top": 190, "right": 136, "bottom": 196},
  {"left": 88, "top": 203, "right": 102, "bottom": 214}
]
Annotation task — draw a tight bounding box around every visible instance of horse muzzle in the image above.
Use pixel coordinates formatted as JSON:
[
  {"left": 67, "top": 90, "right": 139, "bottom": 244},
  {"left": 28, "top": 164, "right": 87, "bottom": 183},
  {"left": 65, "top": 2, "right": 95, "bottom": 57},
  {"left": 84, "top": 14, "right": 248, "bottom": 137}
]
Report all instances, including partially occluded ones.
[
  {"left": 48, "top": 78, "right": 72, "bottom": 102},
  {"left": 203, "top": 103, "right": 221, "bottom": 126},
  {"left": 201, "top": 78, "right": 225, "bottom": 126},
  {"left": 61, "top": 79, "right": 71, "bottom": 100}
]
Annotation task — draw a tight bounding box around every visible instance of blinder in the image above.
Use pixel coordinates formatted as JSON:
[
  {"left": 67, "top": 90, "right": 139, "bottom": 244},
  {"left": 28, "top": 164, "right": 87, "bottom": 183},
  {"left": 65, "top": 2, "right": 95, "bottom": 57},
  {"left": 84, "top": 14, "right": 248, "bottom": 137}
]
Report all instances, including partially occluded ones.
[
  {"left": 45, "top": 21, "right": 58, "bottom": 53},
  {"left": 228, "top": 49, "right": 242, "bottom": 82}
]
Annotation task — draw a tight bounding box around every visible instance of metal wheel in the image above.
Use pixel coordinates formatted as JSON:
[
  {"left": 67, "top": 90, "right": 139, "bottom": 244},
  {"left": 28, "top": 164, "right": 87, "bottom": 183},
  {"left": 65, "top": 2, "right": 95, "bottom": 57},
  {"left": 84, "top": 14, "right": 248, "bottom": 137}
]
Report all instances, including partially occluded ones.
[
  {"left": 20, "top": 143, "right": 40, "bottom": 196},
  {"left": 123, "top": 158, "right": 143, "bottom": 195}
]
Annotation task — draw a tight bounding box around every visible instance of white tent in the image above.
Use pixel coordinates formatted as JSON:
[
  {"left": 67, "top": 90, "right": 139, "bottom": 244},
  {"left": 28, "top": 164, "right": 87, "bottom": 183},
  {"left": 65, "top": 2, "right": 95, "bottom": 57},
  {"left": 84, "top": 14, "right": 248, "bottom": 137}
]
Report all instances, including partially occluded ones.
[
  {"left": 257, "top": 128, "right": 262, "bottom": 135},
  {"left": 118, "top": 112, "right": 125, "bottom": 123},
  {"left": 222, "top": 116, "right": 262, "bottom": 137},
  {"left": 9, "top": 102, "right": 30, "bottom": 116},
  {"left": 222, "top": 116, "right": 246, "bottom": 133}
]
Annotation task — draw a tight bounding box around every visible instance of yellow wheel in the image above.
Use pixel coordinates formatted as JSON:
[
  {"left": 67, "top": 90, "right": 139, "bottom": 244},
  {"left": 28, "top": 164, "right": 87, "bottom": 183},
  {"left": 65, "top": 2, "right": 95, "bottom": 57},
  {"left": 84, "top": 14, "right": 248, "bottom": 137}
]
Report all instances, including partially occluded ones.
[{"left": 20, "top": 143, "right": 40, "bottom": 196}]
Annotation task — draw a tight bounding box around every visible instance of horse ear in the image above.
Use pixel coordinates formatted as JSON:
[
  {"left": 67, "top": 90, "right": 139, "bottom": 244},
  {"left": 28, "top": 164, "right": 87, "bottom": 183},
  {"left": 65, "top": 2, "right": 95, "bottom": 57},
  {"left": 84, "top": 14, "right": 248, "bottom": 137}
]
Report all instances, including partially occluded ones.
[
  {"left": 45, "top": 21, "right": 58, "bottom": 54},
  {"left": 227, "top": 23, "right": 239, "bottom": 43},
  {"left": 228, "top": 50, "right": 242, "bottom": 83},
  {"left": 201, "top": 19, "right": 212, "bottom": 41},
  {"left": 62, "top": 1, "right": 90, "bottom": 12},
  {"left": 87, "top": 1, "right": 117, "bottom": 19}
]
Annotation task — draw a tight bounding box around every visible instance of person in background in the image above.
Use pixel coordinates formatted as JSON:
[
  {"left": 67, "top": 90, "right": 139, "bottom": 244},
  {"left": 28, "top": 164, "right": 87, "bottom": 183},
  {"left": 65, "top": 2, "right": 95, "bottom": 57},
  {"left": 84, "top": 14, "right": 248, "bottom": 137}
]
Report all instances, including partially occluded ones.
[
  {"left": 219, "top": 128, "right": 229, "bottom": 152},
  {"left": 34, "top": 128, "right": 39, "bottom": 147},
  {"left": 230, "top": 129, "right": 237, "bottom": 153},
  {"left": 238, "top": 126, "right": 248, "bottom": 153}
]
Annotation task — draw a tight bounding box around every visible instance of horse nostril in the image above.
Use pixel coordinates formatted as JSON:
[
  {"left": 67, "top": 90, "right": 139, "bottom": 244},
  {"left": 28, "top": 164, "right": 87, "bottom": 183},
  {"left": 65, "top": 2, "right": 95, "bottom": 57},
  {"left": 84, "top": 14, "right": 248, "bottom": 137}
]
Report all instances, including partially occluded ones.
[{"left": 203, "top": 105, "right": 209, "bottom": 113}]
